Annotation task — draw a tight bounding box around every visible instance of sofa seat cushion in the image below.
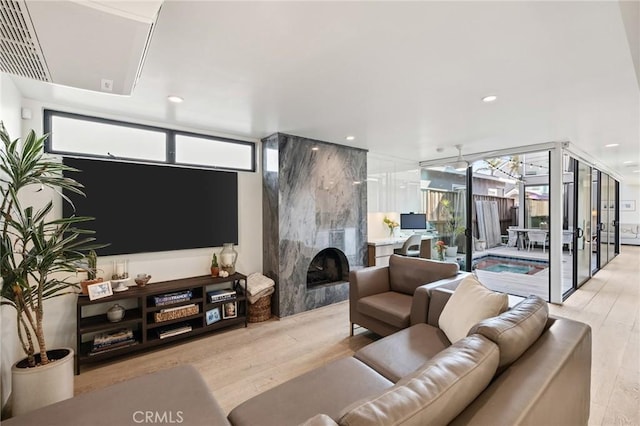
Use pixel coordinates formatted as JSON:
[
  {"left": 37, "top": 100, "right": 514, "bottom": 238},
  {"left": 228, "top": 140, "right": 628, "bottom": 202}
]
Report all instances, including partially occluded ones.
[
  {"left": 338, "top": 335, "right": 499, "bottom": 426},
  {"left": 469, "top": 294, "right": 549, "bottom": 368},
  {"left": 357, "top": 291, "right": 413, "bottom": 329},
  {"left": 227, "top": 357, "right": 393, "bottom": 426},
  {"left": 3, "top": 365, "right": 229, "bottom": 426},
  {"left": 388, "top": 254, "right": 459, "bottom": 295},
  {"left": 438, "top": 274, "right": 509, "bottom": 343},
  {"left": 354, "top": 323, "right": 451, "bottom": 382}
]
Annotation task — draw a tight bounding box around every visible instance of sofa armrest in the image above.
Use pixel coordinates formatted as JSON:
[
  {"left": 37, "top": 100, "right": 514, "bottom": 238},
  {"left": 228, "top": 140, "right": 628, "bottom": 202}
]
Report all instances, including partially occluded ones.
[
  {"left": 410, "top": 285, "right": 431, "bottom": 325},
  {"left": 299, "top": 414, "right": 339, "bottom": 426},
  {"left": 427, "top": 287, "right": 454, "bottom": 327},
  {"left": 349, "top": 266, "right": 390, "bottom": 301},
  {"left": 409, "top": 272, "right": 469, "bottom": 327}
]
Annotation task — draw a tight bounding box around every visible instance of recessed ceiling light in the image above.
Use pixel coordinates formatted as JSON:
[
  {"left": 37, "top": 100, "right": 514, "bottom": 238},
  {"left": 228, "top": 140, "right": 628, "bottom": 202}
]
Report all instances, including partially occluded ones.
[
  {"left": 481, "top": 95, "right": 497, "bottom": 103},
  {"left": 167, "top": 95, "right": 184, "bottom": 103},
  {"left": 605, "top": 143, "right": 619, "bottom": 148},
  {"left": 634, "top": 170, "right": 640, "bottom": 173},
  {"left": 311, "top": 147, "right": 319, "bottom": 151},
  {"left": 623, "top": 161, "right": 634, "bottom": 164},
  {"left": 345, "top": 136, "right": 355, "bottom": 141}
]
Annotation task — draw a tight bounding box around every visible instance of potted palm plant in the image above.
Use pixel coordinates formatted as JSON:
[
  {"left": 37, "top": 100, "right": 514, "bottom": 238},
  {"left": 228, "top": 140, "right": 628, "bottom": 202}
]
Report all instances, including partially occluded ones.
[
  {"left": 440, "top": 198, "right": 465, "bottom": 256},
  {"left": 0, "top": 122, "right": 101, "bottom": 416}
]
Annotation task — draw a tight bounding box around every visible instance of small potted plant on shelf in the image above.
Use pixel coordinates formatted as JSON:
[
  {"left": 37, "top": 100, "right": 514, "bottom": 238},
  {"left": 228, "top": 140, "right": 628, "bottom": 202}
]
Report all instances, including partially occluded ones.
[
  {"left": 210, "top": 253, "right": 220, "bottom": 277},
  {"left": 79, "top": 250, "right": 103, "bottom": 295},
  {"left": 0, "top": 122, "right": 102, "bottom": 416}
]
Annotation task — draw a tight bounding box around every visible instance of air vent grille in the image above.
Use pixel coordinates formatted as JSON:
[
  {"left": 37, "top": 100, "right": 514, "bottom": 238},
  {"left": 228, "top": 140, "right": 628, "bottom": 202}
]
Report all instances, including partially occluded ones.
[{"left": 0, "top": 0, "right": 50, "bottom": 81}]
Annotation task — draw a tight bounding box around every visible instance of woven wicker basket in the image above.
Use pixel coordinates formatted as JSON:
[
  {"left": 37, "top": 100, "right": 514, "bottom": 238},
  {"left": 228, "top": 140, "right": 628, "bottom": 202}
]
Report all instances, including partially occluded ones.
[{"left": 248, "top": 295, "right": 272, "bottom": 323}]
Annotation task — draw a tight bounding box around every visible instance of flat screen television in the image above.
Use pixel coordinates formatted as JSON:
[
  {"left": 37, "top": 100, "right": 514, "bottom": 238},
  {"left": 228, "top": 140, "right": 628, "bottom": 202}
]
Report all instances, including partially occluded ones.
[
  {"left": 62, "top": 157, "right": 238, "bottom": 256},
  {"left": 400, "top": 213, "right": 427, "bottom": 230}
]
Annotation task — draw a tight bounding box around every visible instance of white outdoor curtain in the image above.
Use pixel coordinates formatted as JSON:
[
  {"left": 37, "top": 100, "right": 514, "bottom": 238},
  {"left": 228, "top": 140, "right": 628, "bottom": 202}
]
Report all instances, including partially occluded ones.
[{"left": 475, "top": 200, "right": 502, "bottom": 248}]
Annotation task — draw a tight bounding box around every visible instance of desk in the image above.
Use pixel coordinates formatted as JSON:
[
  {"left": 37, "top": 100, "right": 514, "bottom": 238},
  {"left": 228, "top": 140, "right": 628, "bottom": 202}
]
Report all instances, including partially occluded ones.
[{"left": 367, "top": 235, "right": 434, "bottom": 266}]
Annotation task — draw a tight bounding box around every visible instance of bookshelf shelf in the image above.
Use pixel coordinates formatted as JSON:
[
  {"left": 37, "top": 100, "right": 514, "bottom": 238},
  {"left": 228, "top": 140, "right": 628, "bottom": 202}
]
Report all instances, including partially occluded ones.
[{"left": 75, "top": 273, "right": 247, "bottom": 374}]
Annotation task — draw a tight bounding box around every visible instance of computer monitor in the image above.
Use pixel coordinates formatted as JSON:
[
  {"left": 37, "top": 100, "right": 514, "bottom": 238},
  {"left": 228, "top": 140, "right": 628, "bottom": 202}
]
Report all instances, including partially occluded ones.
[{"left": 400, "top": 213, "right": 427, "bottom": 230}]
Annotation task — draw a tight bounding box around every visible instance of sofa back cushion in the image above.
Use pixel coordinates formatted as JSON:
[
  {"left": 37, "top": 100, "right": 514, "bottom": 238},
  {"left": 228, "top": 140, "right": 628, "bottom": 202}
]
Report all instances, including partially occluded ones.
[
  {"left": 388, "top": 255, "right": 459, "bottom": 295},
  {"left": 438, "top": 275, "right": 509, "bottom": 343},
  {"left": 338, "top": 335, "right": 499, "bottom": 426},
  {"left": 468, "top": 294, "right": 548, "bottom": 368}
]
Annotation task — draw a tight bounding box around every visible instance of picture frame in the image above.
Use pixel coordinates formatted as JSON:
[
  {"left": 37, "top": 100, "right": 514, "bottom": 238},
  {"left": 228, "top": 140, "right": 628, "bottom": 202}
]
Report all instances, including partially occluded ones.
[
  {"left": 222, "top": 301, "right": 237, "bottom": 319},
  {"left": 620, "top": 200, "right": 636, "bottom": 211},
  {"left": 88, "top": 280, "right": 113, "bottom": 301},
  {"left": 206, "top": 307, "right": 221, "bottom": 325}
]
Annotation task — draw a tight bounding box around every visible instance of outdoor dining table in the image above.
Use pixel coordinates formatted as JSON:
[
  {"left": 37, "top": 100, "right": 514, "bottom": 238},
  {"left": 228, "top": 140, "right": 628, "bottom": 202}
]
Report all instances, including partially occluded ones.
[{"left": 508, "top": 227, "right": 548, "bottom": 250}]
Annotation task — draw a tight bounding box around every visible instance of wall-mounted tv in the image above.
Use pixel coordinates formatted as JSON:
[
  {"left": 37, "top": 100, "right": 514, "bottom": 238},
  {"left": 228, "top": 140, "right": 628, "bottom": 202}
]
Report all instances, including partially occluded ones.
[
  {"left": 63, "top": 158, "right": 238, "bottom": 256},
  {"left": 400, "top": 213, "right": 427, "bottom": 230}
]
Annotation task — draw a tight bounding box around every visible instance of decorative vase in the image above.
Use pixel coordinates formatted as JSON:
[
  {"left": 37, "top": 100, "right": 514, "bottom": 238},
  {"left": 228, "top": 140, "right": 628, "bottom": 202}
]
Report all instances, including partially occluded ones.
[
  {"left": 107, "top": 304, "right": 126, "bottom": 322},
  {"left": 11, "top": 348, "right": 74, "bottom": 416},
  {"left": 437, "top": 251, "right": 445, "bottom": 261},
  {"left": 220, "top": 243, "right": 238, "bottom": 274}
]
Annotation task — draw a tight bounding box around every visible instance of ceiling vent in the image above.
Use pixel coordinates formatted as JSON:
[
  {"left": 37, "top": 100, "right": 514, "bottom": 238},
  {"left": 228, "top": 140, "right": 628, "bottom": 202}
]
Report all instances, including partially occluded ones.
[
  {"left": 0, "top": 0, "right": 50, "bottom": 82},
  {"left": 0, "top": 1, "right": 162, "bottom": 95}
]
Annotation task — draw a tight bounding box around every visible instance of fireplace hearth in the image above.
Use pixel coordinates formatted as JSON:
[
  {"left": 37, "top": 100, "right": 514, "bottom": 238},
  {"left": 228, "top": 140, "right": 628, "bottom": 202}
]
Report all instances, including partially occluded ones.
[{"left": 307, "top": 248, "right": 349, "bottom": 289}]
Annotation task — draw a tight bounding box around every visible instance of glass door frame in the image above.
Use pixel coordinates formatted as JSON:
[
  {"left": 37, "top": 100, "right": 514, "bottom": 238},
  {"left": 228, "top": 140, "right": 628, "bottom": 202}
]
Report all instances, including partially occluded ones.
[{"left": 574, "top": 159, "right": 592, "bottom": 290}]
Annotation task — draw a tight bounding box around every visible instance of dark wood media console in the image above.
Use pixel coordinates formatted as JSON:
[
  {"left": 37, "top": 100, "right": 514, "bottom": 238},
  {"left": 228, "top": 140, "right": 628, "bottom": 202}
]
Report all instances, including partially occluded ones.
[{"left": 75, "top": 273, "right": 247, "bottom": 374}]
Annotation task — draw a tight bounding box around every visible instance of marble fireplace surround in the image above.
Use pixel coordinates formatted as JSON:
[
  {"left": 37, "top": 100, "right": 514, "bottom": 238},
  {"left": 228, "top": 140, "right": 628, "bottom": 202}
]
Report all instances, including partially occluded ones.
[{"left": 262, "top": 133, "right": 367, "bottom": 317}]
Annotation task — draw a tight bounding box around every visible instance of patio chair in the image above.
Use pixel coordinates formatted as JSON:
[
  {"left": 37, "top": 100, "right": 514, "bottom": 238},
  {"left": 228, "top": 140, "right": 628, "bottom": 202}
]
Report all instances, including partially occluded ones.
[
  {"left": 527, "top": 230, "right": 548, "bottom": 253},
  {"left": 562, "top": 230, "right": 573, "bottom": 254}
]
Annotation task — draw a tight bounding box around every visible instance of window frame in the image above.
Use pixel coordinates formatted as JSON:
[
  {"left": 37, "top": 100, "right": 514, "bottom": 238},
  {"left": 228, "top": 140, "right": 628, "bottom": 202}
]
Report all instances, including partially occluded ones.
[{"left": 43, "top": 109, "right": 256, "bottom": 172}]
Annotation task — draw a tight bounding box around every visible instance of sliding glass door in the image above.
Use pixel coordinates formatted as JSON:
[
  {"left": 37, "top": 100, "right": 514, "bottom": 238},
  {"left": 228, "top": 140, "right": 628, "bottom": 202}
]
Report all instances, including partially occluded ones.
[
  {"left": 599, "top": 173, "right": 610, "bottom": 268},
  {"left": 421, "top": 166, "right": 470, "bottom": 267},
  {"left": 592, "top": 170, "right": 600, "bottom": 274},
  {"left": 575, "top": 160, "right": 592, "bottom": 288},
  {"left": 607, "top": 176, "right": 618, "bottom": 263}
]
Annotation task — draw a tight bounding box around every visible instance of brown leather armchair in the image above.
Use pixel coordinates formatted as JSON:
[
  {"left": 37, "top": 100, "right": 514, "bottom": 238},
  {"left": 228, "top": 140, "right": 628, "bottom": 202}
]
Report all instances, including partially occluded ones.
[{"left": 349, "top": 254, "right": 469, "bottom": 336}]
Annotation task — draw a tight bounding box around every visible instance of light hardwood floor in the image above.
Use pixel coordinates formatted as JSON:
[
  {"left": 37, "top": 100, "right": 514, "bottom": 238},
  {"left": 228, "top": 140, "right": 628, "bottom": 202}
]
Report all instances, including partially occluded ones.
[{"left": 75, "top": 246, "right": 640, "bottom": 425}]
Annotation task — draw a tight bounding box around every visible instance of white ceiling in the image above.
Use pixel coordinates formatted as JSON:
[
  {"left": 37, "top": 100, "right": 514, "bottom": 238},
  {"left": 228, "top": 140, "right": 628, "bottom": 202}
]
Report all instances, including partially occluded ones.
[{"left": 9, "top": 1, "right": 640, "bottom": 183}]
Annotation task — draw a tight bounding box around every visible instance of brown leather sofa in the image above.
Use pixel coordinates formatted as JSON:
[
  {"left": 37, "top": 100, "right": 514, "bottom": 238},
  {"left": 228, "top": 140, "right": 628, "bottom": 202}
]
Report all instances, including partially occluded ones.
[
  {"left": 228, "top": 289, "right": 591, "bottom": 426},
  {"left": 5, "top": 290, "right": 591, "bottom": 426},
  {"left": 350, "top": 254, "right": 470, "bottom": 337}
]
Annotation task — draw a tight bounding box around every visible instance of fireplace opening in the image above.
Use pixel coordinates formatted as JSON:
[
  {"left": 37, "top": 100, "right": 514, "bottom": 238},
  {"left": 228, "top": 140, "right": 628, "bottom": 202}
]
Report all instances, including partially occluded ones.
[{"left": 307, "top": 248, "right": 349, "bottom": 289}]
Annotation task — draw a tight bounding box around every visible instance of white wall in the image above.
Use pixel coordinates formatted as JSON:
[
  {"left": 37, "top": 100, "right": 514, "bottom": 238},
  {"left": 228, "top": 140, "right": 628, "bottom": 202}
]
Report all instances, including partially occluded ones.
[
  {"left": 1, "top": 94, "right": 263, "bottom": 413},
  {"left": 620, "top": 183, "right": 640, "bottom": 224},
  {"left": 0, "top": 74, "right": 24, "bottom": 412}
]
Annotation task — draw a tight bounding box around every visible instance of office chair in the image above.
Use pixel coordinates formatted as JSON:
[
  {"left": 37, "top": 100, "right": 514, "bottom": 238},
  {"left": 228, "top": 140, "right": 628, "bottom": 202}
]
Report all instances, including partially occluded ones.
[{"left": 393, "top": 234, "right": 422, "bottom": 257}]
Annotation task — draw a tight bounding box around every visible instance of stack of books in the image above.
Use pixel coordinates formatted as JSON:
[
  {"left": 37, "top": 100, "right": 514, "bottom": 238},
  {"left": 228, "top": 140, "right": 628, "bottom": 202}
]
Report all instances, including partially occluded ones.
[
  {"left": 157, "top": 323, "right": 192, "bottom": 339},
  {"left": 207, "top": 288, "right": 236, "bottom": 304},
  {"left": 154, "top": 303, "right": 199, "bottom": 322},
  {"left": 90, "top": 328, "right": 137, "bottom": 355},
  {"left": 154, "top": 290, "right": 192, "bottom": 306}
]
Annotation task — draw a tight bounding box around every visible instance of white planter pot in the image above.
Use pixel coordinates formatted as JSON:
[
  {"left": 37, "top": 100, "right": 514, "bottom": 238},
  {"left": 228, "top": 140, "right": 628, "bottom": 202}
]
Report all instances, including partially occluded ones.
[
  {"left": 445, "top": 246, "right": 458, "bottom": 257},
  {"left": 11, "top": 348, "right": 74, "bottom": 416}
]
